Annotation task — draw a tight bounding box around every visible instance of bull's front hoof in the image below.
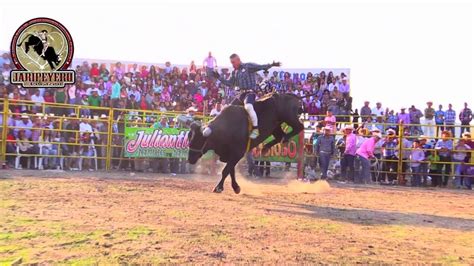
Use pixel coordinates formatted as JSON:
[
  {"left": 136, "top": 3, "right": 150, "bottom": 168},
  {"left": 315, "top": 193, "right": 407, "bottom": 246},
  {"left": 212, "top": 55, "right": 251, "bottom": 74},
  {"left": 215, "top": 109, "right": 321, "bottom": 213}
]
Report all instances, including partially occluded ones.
[
  {"left": 232, "top": 185, "right": 241, "bottom": 194},
  {"left": 213, "top": 186, "right": 223, "bottom": 193}
]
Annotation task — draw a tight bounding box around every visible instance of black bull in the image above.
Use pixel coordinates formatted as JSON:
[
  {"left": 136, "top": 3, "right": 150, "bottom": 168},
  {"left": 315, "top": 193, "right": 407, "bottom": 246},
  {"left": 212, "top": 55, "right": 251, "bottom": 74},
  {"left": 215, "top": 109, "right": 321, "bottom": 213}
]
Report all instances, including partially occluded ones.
[
  {"left": 17, "top": 35, "right": 61, "bottom": 70},
  {"left": 187, "top": 93, "right": 304, "bottom": 194}
]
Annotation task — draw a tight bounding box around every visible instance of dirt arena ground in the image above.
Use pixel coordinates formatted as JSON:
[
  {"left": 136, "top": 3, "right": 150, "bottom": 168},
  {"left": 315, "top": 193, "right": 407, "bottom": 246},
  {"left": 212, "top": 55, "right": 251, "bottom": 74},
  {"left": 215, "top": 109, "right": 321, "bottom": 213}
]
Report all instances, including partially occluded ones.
[{"left": 0, "top": 169, "right": 473, "bottom": 264}]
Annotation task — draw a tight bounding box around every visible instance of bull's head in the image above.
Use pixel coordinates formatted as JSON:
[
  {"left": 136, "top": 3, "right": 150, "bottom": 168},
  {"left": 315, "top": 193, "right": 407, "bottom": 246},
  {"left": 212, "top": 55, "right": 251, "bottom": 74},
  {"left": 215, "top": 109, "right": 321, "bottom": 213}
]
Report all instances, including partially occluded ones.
[{"left": 187, "top": 122, "right": 212, "bottom": 164}]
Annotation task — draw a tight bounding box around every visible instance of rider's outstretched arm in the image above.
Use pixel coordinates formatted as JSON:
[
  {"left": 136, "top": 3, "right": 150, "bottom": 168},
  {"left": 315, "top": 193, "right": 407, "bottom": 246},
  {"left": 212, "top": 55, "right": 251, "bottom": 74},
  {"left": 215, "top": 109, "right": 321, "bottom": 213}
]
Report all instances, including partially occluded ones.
[{"left": 245, "top": 63, "right": 273, "bottom": 73}]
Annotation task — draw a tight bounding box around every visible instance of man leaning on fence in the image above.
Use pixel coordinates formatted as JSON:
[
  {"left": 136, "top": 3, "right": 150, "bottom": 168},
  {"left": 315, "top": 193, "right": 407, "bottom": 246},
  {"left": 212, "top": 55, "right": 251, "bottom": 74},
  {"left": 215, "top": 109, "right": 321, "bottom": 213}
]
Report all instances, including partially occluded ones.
[{"left": 356, "top": 131, "right": 382, "bottom": 184}]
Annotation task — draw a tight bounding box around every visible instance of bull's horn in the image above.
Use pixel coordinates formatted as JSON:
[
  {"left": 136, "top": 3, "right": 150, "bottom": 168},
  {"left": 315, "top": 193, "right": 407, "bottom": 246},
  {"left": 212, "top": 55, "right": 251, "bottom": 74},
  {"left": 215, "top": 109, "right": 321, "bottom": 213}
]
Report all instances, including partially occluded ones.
[{"left": 202, "top": 127, "right": 212, "bottom": 137}]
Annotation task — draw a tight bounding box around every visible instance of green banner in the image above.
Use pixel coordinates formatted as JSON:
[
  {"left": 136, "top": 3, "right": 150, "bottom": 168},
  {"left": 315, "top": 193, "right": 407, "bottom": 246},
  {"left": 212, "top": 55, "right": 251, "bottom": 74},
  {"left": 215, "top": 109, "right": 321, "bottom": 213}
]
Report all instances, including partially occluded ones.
[
  {"left": 251, "top": 125, "right": 301, "bottom": 163},
  {"left": 124, "top": 127, "right": 190, "bottom": 158}
]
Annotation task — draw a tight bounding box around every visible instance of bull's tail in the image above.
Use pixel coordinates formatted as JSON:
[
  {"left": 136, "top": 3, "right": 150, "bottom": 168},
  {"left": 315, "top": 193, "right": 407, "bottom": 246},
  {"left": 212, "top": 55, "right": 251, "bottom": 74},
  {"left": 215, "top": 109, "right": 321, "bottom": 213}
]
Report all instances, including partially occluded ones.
[{"left": 16, "top": 34, "right": 32, "bottom": 47}]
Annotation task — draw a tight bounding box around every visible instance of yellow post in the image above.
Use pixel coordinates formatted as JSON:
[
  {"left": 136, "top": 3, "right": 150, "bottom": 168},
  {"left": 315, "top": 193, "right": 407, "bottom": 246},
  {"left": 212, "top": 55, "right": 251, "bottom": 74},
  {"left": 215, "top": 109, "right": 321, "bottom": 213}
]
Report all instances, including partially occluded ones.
[
  {"left": 105, "top": 107, "right": 114, "bottom": 170},
  {"left": 1, "top": 99, "right": 9, "bottom": 166},
  {"left": 397, "top": 121, "right": 404, "bottom": 185}
]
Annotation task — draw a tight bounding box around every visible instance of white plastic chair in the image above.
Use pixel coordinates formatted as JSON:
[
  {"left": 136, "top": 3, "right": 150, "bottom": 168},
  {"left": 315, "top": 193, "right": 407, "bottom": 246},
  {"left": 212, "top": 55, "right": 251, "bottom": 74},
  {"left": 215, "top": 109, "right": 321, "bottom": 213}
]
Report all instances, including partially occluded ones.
[{"left": 15, "top": 146, "right": 38, "bottom": 170}]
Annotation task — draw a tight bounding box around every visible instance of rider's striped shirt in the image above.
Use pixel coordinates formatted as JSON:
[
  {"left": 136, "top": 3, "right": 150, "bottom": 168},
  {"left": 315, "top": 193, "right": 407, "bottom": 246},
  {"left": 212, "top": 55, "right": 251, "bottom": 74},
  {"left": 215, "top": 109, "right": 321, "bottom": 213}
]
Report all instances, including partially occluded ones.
[{"left": 218, "top": 63, "right": 272, "bottom": 91}]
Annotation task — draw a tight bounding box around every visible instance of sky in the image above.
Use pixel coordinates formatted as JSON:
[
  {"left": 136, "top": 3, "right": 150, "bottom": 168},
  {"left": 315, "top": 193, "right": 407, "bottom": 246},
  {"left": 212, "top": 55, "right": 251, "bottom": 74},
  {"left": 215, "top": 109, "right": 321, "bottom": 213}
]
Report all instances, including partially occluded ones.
[{"left": 0, "top": 0, "right": 473, "bottom": 112}]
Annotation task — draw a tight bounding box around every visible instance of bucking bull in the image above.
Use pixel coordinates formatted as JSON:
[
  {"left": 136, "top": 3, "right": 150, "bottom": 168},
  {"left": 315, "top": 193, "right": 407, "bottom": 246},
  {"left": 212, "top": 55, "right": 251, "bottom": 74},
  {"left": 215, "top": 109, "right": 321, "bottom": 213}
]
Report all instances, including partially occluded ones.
[{"left": 187, "top": 92, "right": 306, "bottom": 194}]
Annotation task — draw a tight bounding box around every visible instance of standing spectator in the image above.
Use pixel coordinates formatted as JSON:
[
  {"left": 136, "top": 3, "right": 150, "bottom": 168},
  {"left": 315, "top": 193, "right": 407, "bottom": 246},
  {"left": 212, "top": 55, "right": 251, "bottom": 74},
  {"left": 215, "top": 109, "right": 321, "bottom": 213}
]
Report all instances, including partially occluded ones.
[
  {"left": 79, "top": 94, "right": 91, "bottom": 117},
  {"left": 435, "top": 104, "right": 445, "bottom": 137},
  {"left": 67, "top": 84, "right": 76, "bottom": 106},
  {"left": 356, "top": 131, "right": 382, "bottom": 184},
  {"left": 409, "top": 105, "right": 424, "bottom": 135},
  {"left": 423, "top": 101, "right": 436, "bottom": 138},
  {"left": 459, "top": 102, "right": 472, "bottom": 137},
  {"left": 418, "top": 136, "right": 432, "bottom": 186},
  {"left": 386, "top": 110, "right": 398, "bottom": 130},
  {"left": 99, "top": 63, "right": 109, "bottom": 81},
  {"left": 79, "top": 118, "right": 93, "bottom": 134},
  {"left": 110, "top": 75, "right": 121, "bottom": 107},
  {"left": 396, "top": 131, "right": 412, "bottom": 185},
  {"left": 128, "top": 84, "right": 141, "bottom": 102},
  {"left": 324, "top": 110, "right": 336, "bottom": 134},
  {"left": 452, "top": 138, "right": 471, "bottom": 188},
  {"left": 444, "top": 104, "right": 456, "bottom": 137},
  {"left": 352, "top": 109, "right": 360, "bottom": 129},
  {"left": 30, "top": 89, "right": 45, "bottom": 113},
  {"left": 398, "top": 107, "right": 410, "bottom": 132},
  {"left": 90, "top": 63, "right": 100, "bottom": 81},
  {"left": 340, "top": 125, "right": 356, "bottom": 182},
  {"left": 88, "top": 90, "right": 101, "bottom": 116},
  {"left": 360, "top": 101, "right": 371, "bottom": 122},
  {"left": 381, "top": 129, "right": 398, "bottom": 184},
  {"left": 410, "top": 140, "right": 425, "bottom": 187},
  {"left": 435, "top": 131, "right": 454, "bottom": 187},
  {"left": 315, "top": 126, "right": 335, "bottom": 179},
  {"left": 54, "top": 86, "right": 68, "bottom": 116},
  {"left": 203, "top": 51, "right": 217, "bottom": 78},
  {"left": 371, "top": 102, "right": 384, "bottom": 117},
  {"left": 338, "top": 77, "right": 350, "bottom": 94}
]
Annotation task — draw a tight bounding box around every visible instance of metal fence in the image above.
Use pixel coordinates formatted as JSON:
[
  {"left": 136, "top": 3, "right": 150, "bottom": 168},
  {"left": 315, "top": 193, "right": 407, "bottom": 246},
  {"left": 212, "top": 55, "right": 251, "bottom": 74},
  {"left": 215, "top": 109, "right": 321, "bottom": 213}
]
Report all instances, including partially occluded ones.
[
  {"left": 1, "top": 98, "right": 473, "bottom": 187},
  {"left": 302, "top": 117, "right": 473, "bottom": 186},
  {"left": 0, "top": 98, "right": 210, "bottom": 171}
]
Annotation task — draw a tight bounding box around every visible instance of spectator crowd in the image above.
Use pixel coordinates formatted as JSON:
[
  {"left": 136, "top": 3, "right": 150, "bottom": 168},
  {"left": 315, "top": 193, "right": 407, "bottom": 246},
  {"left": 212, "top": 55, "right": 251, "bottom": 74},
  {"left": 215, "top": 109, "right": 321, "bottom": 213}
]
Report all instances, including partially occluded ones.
[{"left": 1, "top": 51, "right": 472, "bottom": 189}]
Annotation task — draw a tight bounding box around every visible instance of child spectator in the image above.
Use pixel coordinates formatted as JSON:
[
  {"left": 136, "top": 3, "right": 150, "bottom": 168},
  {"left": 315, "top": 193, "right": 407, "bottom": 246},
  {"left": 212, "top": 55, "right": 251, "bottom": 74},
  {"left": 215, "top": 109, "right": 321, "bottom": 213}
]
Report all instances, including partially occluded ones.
[{"left": 427, "top": 150, "right": 441, "bottom": 187}]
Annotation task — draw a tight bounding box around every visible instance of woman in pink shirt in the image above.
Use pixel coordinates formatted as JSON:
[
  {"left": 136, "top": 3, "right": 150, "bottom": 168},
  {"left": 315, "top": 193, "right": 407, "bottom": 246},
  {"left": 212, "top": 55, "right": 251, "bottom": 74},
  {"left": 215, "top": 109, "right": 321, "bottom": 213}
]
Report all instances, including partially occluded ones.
[
  {"left": 324, "top": 110, "right": 337, "bottom": 134},
  {"left": 356, "top": 132, "right": 382, "bottom": 184}
]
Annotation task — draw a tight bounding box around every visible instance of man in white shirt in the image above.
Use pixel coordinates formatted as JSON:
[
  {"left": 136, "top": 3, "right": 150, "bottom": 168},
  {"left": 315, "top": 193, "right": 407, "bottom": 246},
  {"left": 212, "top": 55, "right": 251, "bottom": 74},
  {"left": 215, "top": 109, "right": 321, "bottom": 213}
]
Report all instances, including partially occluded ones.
[
  {"left": 30, "top": 89, "right": 45, "bottom": 113},
  {"left": 371, "top": 102, "right": 384, "bottom": 117},
  {"left": 79, "top": 119, "right": 93, "bottom": 133}
]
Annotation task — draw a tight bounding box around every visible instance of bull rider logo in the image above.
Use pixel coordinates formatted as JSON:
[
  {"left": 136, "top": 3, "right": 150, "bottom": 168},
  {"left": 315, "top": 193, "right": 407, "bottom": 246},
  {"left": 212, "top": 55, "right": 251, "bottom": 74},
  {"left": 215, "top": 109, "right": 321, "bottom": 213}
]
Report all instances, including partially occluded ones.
[{"left": 10, "top": 17, "right": 75, "bottom": 88}]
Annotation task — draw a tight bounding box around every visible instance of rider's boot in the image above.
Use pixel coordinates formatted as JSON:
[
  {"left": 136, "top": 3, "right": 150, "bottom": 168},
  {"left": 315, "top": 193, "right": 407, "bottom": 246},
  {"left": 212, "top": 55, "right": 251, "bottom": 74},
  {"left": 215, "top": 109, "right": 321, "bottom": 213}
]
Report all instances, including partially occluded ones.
[
  {"left": 250, "top": 127, "right": 259, "bottom": 139},
  {"left": 245, "top": 103, "right": 259, "bottom": 139}
]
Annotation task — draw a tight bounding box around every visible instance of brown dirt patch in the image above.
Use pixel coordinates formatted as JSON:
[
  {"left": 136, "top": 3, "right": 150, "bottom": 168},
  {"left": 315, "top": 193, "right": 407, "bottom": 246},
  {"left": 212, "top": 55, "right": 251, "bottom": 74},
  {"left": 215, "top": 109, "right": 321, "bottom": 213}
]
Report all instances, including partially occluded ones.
[{"left": 0, "top": 170, "right": 473, "bottom": 264}]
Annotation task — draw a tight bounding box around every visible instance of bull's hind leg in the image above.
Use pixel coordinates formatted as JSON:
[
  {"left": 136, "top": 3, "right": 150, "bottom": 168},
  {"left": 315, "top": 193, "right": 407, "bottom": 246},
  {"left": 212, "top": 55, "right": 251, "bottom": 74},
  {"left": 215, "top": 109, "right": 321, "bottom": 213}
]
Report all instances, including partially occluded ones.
[
  {"left": 24, "top": 42, "right": 30, "bottom": 53},
  {"left": 47, "top": 60, "right": 56, "bottom": 70},
  {"left": 282, "top": 119, "right": 304, "bottom": 143},
  {"left": 229, "top": 161, "right": 240, "bottom": 194},
  {"left": 262, "top": 126, "right": 285, "bottom": 154},
  {"left": 213, "top": 163, "right": 231, "bottom": 193}
]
